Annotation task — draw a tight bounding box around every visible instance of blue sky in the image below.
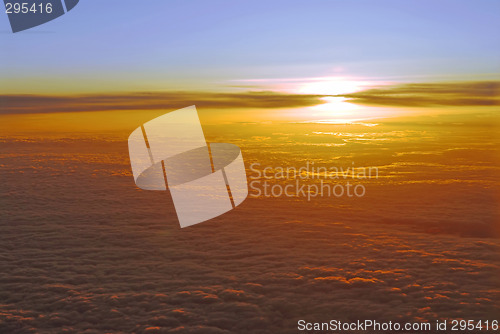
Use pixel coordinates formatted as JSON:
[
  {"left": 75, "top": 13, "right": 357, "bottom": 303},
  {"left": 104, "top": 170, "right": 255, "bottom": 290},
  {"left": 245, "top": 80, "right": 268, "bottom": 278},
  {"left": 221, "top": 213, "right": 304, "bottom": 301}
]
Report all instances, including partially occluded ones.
[{"left": 1, "top": 0, "right": 499, "bottom": 93}]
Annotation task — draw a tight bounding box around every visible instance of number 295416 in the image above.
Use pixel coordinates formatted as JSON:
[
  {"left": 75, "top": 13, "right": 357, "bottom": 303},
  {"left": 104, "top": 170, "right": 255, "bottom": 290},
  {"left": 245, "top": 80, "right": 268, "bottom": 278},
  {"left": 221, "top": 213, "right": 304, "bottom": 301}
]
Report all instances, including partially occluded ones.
[{"left": 5, "top": 2, "right": 53, "bottom": 14}]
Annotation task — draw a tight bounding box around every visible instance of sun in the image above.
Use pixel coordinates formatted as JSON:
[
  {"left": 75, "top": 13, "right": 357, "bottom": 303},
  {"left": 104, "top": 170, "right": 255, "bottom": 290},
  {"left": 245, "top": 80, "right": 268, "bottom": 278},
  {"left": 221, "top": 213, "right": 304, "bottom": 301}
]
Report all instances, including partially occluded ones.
[
  {"left": 295, "top": 77, "right": 370, "bottom": 96},
  {"left": 292, "top": 77, "right": 389, "bottom": 122}
]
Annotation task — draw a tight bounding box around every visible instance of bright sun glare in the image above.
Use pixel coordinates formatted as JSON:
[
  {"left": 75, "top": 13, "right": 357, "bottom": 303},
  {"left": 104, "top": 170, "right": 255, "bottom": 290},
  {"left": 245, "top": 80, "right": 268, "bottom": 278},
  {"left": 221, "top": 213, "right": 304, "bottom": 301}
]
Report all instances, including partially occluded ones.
[
  {"left": 296, "top": 77, "right": 369, "bottom": 96},
  {"left": 295, "top": 77, "right": 378, "bottom": 122}
]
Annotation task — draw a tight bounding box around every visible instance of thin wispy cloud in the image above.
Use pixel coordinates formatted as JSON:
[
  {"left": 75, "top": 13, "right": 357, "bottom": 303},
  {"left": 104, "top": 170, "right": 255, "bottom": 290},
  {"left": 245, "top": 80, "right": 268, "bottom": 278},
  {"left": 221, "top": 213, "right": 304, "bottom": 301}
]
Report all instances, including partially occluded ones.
[
  {"left": 0, "top": 91, "right": 324, "bottom": 115},
  {"left": 341, "top": 81, "right": 500, "bottom": 107},
  {"left": 1, "top": 81, "right": 498, "bottom": 115}
]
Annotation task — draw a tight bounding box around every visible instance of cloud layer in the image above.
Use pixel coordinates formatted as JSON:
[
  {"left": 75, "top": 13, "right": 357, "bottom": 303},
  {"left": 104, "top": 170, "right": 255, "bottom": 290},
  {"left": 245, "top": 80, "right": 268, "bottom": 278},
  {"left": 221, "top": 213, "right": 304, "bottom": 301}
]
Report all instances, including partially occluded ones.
[
  {"left": 342, "top": 81, "right": 500, "bottom": 107},
  {"left": 0, "top": 91, "right": 323, "bottom": 115},
  {"left": 0, "top": 121, "right": 499, "bottom": 333},
  {"left": 1, "top": 81, "right": 499, "bottom": 116}
]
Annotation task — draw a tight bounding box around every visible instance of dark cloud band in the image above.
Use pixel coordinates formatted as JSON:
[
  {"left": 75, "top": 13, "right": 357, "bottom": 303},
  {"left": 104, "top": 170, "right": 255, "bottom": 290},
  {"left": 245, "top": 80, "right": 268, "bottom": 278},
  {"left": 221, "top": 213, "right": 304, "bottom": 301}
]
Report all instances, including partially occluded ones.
[
  {"left": 341, "top": 81, "right": 500, "bottom": 107},
  {"left": 1, "top": 81, "right": 498, "bottom": 115},
  {"left": 0, "top": 91, "right": 323, "bottom": 115}
]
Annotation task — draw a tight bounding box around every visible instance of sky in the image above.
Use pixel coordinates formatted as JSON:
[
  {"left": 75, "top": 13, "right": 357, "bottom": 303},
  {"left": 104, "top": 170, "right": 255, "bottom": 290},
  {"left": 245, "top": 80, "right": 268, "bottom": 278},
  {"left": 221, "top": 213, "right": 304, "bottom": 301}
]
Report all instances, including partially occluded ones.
[{"left": 1, "top": 0, "right": 499, "bottom": 94}]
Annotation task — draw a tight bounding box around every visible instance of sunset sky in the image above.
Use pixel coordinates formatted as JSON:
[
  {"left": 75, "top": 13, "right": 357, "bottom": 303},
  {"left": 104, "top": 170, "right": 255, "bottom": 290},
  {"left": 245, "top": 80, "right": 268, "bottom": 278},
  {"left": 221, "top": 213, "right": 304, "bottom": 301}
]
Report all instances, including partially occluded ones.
[
  {"left": 1, "top": 0, "right": 499, "bottom": 94},
  {"left": 1, "top": 1, "right": 500, "bottom": 333},
  {"left": 1, "top": 0, "right": 499, "bottom": 132}
]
